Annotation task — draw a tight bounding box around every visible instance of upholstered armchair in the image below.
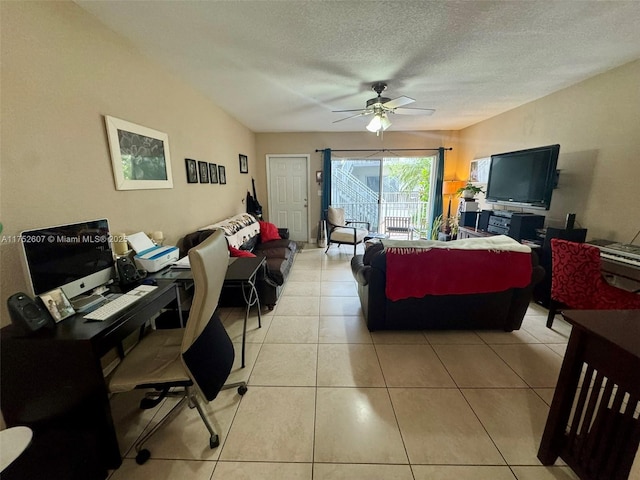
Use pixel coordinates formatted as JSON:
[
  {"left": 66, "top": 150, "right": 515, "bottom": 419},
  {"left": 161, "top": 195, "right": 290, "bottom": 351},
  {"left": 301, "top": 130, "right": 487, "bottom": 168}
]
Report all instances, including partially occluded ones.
[
  {"left": 546, "top": 238, "right": 640, "bottom": 328},
  {"left": 325, "top": 206, "right": 370, "bottom": 255}
]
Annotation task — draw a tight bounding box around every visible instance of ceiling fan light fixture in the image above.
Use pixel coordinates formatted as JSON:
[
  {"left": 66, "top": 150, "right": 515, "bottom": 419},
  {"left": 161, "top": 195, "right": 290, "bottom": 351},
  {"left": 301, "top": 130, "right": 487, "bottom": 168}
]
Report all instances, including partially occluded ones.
[
  {"left": 366, "top": 113, "right": 391, "bottom": 134},
  {"left": 366, "top": 114, "right": 382, "bottom": 132},
  {"left": 380, "top": 113, "right": 391, "bottom": 130}
]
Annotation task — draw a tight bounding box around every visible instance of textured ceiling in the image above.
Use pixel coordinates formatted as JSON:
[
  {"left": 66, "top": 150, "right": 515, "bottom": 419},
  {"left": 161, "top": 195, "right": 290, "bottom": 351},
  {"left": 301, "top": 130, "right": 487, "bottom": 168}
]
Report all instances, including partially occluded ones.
[{"left": 75, "top": 1, "right": 640, "bottom": 133}]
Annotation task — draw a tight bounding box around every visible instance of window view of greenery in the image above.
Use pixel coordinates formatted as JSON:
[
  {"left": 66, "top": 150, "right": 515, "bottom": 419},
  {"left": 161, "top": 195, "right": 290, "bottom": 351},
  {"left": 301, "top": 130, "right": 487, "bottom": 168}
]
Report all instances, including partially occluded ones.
[
  {"left": 331, "top": 156, "right": 435, "bottom": 238},
  {"left": 386, "top": 157, "right": 432, "bottom": 203}
]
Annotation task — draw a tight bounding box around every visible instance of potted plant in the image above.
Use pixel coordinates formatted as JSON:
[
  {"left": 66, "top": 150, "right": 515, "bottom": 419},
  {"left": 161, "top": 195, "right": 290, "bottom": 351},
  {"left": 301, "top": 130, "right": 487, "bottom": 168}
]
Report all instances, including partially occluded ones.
[{"left": 456, "top": 182, "right": 484, "bottom": 200}]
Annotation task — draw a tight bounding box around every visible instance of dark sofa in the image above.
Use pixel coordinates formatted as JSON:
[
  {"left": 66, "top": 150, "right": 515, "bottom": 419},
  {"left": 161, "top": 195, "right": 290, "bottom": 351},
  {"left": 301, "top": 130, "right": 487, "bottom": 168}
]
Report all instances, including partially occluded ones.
[
  {"left": 351, "top": 241, "right": 545, "bottom": 331},
  {"left": 181, "top": 213, "right": 297, "bottom": 309}
]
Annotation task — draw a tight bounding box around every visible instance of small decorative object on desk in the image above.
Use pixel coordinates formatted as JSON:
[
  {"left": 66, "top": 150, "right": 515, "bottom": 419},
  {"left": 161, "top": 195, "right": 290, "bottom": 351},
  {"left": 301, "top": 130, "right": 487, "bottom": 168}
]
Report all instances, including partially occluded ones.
[
  {"left": 39, "top": 288, "right": 75, "bottom": 323},
  {"left": 151, "top": 231, "right": 164, "bottom": 246},
  {"left": 112, "top": 232, "right": 130, "bottom": 255}
]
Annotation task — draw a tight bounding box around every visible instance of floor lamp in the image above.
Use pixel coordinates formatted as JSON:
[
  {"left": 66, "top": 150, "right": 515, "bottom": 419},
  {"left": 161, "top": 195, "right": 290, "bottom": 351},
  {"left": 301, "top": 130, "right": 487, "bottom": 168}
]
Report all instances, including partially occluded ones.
[{"left": 442, "top": 180, "right": 466, "bottom": 233}]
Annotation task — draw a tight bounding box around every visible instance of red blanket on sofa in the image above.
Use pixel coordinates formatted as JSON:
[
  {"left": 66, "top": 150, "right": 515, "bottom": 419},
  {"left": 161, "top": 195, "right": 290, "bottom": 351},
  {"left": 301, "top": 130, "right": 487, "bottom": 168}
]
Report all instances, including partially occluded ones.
[{"left": 384, "top": 236, "right": 532, "bottom": 301}]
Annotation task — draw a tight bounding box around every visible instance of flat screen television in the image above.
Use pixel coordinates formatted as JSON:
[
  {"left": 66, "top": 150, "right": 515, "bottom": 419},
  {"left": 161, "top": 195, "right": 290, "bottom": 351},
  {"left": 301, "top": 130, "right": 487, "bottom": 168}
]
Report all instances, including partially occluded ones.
[
  {"left": 485, "top": 144, "right": 560, "bottom": 210},
  {"left": 20, "top": 218, "right": 116, "bottom": 301}
]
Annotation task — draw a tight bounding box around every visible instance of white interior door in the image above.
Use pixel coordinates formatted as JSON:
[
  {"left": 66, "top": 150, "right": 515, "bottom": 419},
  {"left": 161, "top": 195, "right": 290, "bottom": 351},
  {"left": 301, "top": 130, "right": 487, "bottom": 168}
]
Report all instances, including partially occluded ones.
[{"left": 266, "top": 155, "right": 309, "bottom": 242}]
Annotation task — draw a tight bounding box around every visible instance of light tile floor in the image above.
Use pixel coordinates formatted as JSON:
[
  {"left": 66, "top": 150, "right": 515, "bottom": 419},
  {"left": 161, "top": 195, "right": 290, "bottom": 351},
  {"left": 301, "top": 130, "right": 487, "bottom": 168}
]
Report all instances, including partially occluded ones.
[{"left": 108, "top": 245, "right": 582, "bottom": 480}]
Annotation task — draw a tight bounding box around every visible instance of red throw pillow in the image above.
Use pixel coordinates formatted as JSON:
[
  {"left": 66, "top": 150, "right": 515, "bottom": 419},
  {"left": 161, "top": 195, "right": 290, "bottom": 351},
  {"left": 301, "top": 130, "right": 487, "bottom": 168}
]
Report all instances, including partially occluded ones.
[
  {"left": 228, "top": 245, "right": 256, "bottom": 258},
  {"left": 259, "top": 220, "right": 281, "bottom": 242}
]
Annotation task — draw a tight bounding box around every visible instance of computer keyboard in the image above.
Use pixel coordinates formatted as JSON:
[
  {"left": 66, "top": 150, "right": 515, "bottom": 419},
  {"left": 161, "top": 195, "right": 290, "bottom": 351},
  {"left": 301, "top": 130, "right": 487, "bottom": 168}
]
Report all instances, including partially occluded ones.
[{"left": 84, "top": 285, "right": 158, "bottom": 321}]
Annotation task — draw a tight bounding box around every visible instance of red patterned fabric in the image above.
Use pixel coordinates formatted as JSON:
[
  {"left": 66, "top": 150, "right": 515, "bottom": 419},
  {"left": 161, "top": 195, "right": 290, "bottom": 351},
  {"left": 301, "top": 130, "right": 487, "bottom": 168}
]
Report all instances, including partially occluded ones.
[
  {"left": 259, "top": 221, "right": 281, "bottom": 242},
  {"left": 551, "top": 239, "right": 640, "bottom": 309},
  {"left": 228, "top": 245, "right": 256, "bottom": 258},
  {"left": 385, "top": 248, "right": 532, "bottom": 300}
]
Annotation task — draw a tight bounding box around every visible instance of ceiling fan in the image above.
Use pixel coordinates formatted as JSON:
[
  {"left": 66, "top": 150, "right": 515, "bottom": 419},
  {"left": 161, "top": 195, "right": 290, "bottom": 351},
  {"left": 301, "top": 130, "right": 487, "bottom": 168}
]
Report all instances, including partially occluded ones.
[{"left": 333, "top": 82, "right": 435, "bottom": 134}]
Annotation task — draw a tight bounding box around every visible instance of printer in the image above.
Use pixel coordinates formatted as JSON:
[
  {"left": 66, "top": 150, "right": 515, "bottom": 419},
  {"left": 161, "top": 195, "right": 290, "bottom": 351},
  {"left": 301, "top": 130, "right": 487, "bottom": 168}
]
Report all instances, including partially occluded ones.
[{"left": 126, "top": 232, "right": 179, "bottom": 273}]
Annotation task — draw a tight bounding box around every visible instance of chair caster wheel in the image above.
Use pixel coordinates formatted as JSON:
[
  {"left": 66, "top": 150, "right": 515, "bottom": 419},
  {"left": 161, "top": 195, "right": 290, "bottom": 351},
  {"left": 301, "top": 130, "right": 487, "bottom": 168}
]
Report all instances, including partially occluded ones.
[
  {"left": 135, "top": 449, "right": 151, "bottom": 465},
  {"left": 238, "top": 385, "right": 248, "bottom": 395},
  {"left": 210, "top": 434, "right": 220, "bottom": 449}
]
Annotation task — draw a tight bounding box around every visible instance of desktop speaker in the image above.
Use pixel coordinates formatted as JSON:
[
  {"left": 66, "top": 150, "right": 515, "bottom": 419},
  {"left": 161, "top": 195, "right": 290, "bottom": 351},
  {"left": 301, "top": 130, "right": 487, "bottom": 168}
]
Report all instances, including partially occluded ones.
[
  {"left": 509, "top": 214, "right": 545, "bottom": 241},
  {"left": 117, "top": 256, "right": 142, "bottom": 285},
  {"left": 565, "top": 213, "right": 576, "bottom": 230},
  {"left": 460, "top": 212, "right": 479, "bottom": 227},
  {"left": 7, "top": 292, "right": 52, "bottom": 334},
  {"left": 478, "top": 210, "right": 493, "bottom": 231}
]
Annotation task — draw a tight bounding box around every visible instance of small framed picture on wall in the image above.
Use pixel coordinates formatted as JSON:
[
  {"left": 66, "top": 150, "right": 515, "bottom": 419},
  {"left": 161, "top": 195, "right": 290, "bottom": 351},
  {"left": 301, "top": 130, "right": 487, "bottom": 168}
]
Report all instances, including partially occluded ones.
[
  {"left": 185, "top": 158, "right": 198, "bottom": 183},
  {"left": 218, "top": 165, "right": 227, "bottom": 184},
  {"left": 198, "top": 161, "right": 209, "bottom": 183},
  {"left": 469, "top": 157, "right": 490, "bottom": 184},
  {"left": 239, "top": 154, "right": 248, "bottom": 174},
  {"left": 209, "top": 163, "right": 218, "bottom": 184}
]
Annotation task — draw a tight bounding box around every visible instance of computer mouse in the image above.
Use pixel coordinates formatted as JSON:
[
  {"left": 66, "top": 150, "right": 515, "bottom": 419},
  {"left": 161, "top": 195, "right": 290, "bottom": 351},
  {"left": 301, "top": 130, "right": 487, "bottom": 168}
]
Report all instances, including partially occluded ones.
[{"left": 141, "top": 278, "right": 157, "bottom": 286}]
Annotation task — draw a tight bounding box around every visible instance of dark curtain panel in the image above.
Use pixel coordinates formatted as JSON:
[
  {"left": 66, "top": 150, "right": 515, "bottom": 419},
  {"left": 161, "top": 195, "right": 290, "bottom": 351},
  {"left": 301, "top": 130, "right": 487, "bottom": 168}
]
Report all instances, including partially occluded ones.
[
  {"left": 321, "top": 149, "right": 331, "bottom": 218},
  {"left": 430, "top": 147, "right": 446, "bottom": 236}
]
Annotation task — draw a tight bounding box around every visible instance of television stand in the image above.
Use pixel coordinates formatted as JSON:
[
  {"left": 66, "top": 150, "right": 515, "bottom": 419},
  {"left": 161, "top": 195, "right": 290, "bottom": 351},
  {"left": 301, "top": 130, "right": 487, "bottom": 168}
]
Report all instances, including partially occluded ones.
[{"left": 457, "top": 226, "right": 495, "bottom": 239}]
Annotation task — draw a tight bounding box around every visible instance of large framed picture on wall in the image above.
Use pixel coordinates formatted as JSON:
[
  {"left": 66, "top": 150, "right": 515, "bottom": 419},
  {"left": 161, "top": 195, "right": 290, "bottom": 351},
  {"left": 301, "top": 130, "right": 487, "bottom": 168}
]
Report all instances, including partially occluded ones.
[{"left": 105, "top": 115, "right": 174, "bottom": 190}]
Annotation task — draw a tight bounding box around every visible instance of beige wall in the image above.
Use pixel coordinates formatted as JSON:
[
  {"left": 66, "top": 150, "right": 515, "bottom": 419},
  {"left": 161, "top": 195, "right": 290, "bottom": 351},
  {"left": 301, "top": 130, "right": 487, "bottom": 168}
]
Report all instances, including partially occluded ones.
[
  {"left": 255, "top": 131, "right": 460, "bottom": 241},
  {"left": 0, "top": 1, "right": 255, "bottom": 325},
  {"left": 457, "top": 60, "right": 640, "bottom": 241}
]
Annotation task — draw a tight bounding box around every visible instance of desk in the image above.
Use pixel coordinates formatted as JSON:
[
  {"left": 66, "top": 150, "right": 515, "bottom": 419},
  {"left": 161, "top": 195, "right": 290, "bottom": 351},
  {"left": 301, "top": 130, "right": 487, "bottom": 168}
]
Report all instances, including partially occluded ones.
[
  {"left": 537, "top": 310, "right": 640, "bottom": 480},
  {"left": 0, "top": 281, "right": 182, "bottom": 471},
  {"left": 152, "top": 256, "right": 265, "bottom": 368},
  {"left": 224, "top": 257, "right": 264, "bottom": 367}
]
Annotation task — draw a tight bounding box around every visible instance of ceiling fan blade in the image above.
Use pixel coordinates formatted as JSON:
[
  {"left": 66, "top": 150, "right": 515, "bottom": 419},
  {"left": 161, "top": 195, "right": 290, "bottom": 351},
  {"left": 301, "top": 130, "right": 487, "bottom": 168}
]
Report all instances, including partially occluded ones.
[
  {"left": 331, "top": 108, "right": 368, "bottom": 113},
  {"left": 392, "top": 107, "right": 436, "bottom": 116},
  {"left": 332, "top": 111, "right": 371, "bottom": 123},
  {"left": 382, "top": 95, "right": 415, "bottom": 109}
]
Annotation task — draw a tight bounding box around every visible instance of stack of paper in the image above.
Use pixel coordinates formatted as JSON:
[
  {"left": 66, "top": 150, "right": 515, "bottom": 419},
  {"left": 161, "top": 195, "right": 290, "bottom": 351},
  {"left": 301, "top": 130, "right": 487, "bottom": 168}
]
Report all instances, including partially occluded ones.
[{"left": 171, "top": 256, "right": 191, "bottom": 269}]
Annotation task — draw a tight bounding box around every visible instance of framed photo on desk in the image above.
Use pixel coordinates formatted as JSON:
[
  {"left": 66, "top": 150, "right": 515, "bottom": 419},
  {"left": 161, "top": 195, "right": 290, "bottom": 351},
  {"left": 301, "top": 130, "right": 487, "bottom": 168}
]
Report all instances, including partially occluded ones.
[{"left": 39, "top": 288, "right": 75, "bottom": 323}]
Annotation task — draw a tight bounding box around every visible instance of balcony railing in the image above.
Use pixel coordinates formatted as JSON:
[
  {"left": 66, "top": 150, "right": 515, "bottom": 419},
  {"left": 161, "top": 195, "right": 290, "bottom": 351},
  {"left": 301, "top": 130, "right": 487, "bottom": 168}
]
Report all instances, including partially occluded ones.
[
  {"left": 330, "top": 164, "right": 430, "bottom": 237},
  {"left": 334, "top": 200, "right": 430, "bottom": 237}
]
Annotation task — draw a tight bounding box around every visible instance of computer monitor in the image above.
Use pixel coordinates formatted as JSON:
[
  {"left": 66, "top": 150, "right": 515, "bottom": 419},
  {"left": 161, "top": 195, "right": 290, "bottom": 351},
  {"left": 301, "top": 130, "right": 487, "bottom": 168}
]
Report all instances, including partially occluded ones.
[{"left": 20, "top": 218, "right": 116, "bottom": 302}]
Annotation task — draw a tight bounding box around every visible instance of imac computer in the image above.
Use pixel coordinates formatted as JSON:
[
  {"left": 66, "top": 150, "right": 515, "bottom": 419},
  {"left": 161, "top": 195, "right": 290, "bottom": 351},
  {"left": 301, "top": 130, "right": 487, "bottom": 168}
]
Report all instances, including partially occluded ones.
[{"left": 21, "top": 218, "right": 116, "bottom": 310}]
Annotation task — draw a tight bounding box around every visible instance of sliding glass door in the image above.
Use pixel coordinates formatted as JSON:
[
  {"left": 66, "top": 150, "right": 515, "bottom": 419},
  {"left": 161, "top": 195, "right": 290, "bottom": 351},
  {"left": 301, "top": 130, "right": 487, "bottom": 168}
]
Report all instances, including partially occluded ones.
[{"left": 330, "top": 156, "right": 435, "bottom": 237}]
